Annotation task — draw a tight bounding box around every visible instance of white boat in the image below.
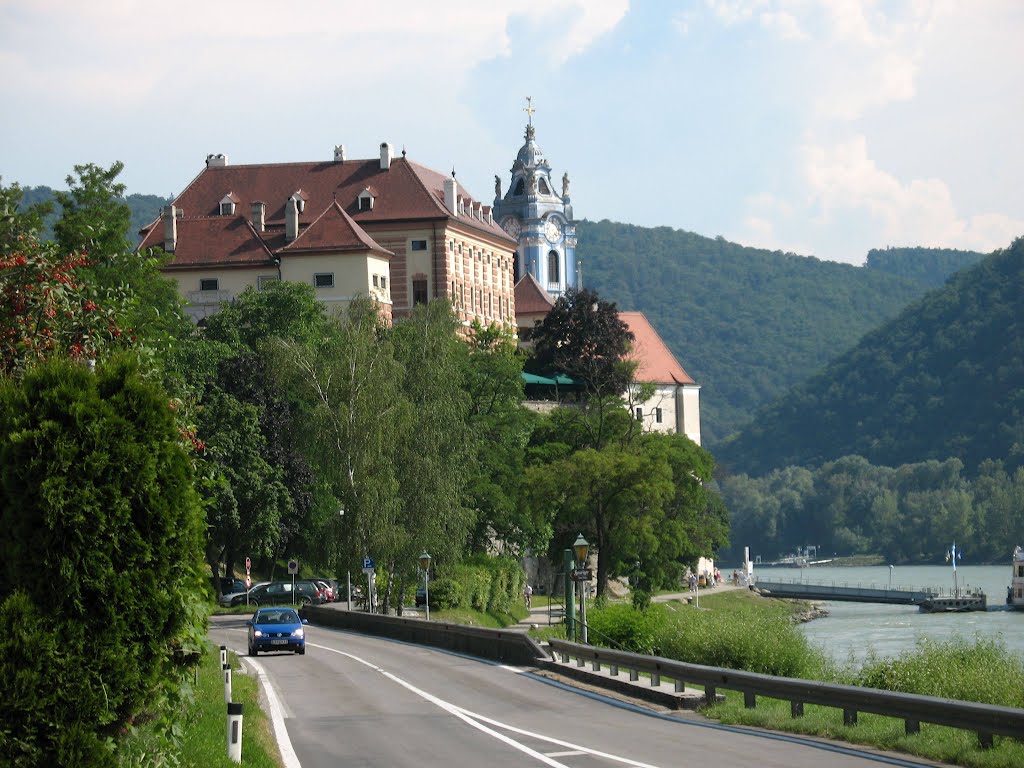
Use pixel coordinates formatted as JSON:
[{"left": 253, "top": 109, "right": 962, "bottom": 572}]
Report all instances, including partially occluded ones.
[{"left": 1007, "top": 546, "right": 1024, "bottom": 610}]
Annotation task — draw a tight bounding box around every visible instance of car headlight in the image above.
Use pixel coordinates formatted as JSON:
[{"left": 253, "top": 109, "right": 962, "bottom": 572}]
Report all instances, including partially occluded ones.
[
  {"left": 291, "top": 628, "right": 304, "bottom": 638},
  {"left": 253, "top": 629, "right": 264, "bottom": 637}
]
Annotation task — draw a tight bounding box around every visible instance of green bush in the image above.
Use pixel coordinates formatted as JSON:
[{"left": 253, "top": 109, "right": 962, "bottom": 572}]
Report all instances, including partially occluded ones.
[
  {"left": 444, "top": 556, "right": 524, "bottom": 615},
  {"left": 0, "top": 357, "right": 207, "bottom": 765},
  {"left": 428, "top": 578, "right": 465, "bottom": 610},
  {"left": 587, "top": 603, "right": 670, "bottom": 656}
]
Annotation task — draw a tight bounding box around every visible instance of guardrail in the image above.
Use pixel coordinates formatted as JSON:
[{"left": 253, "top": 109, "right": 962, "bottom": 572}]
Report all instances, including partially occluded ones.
[{"left": 547, "top": 639, "right": 1024, "bottom": 748}]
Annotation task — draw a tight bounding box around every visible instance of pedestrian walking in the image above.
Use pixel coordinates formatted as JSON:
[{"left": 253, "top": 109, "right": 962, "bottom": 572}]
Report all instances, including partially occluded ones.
[{"left": 524, "top": 583, "right": 533, "bottom": 608}]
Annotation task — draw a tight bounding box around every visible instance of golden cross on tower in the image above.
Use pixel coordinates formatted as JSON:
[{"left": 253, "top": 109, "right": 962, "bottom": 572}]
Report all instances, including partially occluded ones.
[{"left": 524, "top": 96, "right": 535, "bottom": 125}]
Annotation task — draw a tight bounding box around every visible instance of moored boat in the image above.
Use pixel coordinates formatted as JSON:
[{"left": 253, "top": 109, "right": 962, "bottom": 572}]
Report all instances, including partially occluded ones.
[
  {"left": 1007, "top": 546, "right": 1024, "bottom": 610},
  {"left": 918, "top": 592, "right": 987, "bottom": 613}
]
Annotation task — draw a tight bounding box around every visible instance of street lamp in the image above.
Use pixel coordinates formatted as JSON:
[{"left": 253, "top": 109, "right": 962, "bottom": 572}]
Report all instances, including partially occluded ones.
[
  {"left": 419, "top": 551, "right": 432, "bottom": 621},
  {"left": 572, "top": 534, "right": 590, "bottom": 643}
]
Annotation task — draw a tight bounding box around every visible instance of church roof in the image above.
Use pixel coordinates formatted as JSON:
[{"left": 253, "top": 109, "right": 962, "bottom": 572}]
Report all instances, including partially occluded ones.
[
  {"left": 513, "top": 274, "right": 556, "bottom": 315},
  {"left": 619, "top": 311, "right": 696, "bottom": 386}
]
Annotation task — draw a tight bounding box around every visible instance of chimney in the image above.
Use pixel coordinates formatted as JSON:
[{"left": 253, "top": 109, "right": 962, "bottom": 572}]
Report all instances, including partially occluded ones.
[
  {"left": 334, "top": 145, "right": 346, "bottom": 162},
  {"left": 205, "top": 153, "right": 228, "bottom": 168},
  {"left": 379, "top": 142, "right": 393, "bottom": 170},
  {"left": 444, "top": 177, "right": 458, "bottom": 214},
  {"left": 251, "top": 201, "right": 265, "bottom": 232},
  {"left": 285, "top": 197, "right": 298, "bottom": 242},
  {"left": 162, "top": 204, "right": 178, "bottom": 252}
]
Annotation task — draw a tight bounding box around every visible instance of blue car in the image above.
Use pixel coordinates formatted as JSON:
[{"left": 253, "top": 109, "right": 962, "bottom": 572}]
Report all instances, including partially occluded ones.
[{"left": 247, "top": 607, "right": 308, "bottom": 655}]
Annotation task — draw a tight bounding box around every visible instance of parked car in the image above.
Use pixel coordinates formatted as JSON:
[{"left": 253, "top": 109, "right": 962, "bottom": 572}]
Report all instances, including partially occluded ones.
[
  {"left": 314, "top": 580, "right": 335, "bottom": 602},
  {"left": 213, "top": 577, "right": 247, "bottom": 596},
  {"left": 219, "top": 581, "right": 268, "bottom": 607},
  {"left": 232, "top": 580, "right": 325, "bottom": 608},
  {"left": 247, "top": 607, "right": 307, "bottom": 655}
]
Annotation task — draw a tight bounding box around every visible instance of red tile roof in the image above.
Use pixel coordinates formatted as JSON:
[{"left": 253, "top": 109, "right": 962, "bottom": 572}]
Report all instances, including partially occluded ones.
[
  {"left": 139, "top": 156, "right": 513, "bottom": 254},
  {"left": 619, "top": 311, "right": 696, "bottom": 385},
  {"left": 280, "top": 200, "right": 392, "bottom": 257},
  {"left": 513, "top": 274, "right": 556, "bottom": 315},
  {"left": 158, "top": 216, "right": 275, "bottom": 269}
]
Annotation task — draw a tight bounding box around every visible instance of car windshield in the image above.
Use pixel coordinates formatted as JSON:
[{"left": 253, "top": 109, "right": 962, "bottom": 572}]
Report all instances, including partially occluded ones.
[{"left": 257, "top": 610, "right": 299, "bottom": 625}]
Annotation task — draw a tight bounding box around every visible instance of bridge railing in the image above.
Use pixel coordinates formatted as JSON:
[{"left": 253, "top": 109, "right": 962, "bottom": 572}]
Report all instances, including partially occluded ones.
[
  {"left": 753, "top": 576, "right": 939, "bottom": 594},
  {"left": 546, "top": 638, "right": 1024, "bottom": 748}
]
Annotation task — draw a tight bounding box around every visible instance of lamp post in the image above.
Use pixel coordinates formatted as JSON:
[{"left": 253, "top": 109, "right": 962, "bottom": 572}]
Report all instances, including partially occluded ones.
[
  {"left": 572, "top": 534, "right": 590, "bottom": 644},
  {"left": 419, "top": 551, "right": 432, "bottom": 621}
]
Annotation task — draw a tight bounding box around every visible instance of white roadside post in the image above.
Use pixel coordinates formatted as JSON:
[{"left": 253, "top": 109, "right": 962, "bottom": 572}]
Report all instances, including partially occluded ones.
[
  {"left": 419, "top": 551, "right": 432, "bottom": 621},
  {"left": 219, "top": 645, "right": 227, "bottom": 668},
  {"left": 226, "top": 702, "right": 243, "bottom": 762},
  {"left": 223, "top": 664, "right": 231, "bottom": 703}
]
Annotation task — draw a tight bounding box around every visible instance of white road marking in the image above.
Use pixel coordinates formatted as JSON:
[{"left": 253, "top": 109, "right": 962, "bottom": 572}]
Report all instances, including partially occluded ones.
[
  {"left": 240, "top": 654, "right": 302, "bottom": 768},
  {"left": 546, "top": 751, "right": 587, "bottom": 757},
  {"left": 307, "top": 641, "right": 664, "bottom": 768}
]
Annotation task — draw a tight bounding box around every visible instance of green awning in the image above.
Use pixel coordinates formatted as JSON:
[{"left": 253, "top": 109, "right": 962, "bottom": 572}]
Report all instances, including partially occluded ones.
[{"left": 521, "top": 372, "right": 557, "bottom": 385}]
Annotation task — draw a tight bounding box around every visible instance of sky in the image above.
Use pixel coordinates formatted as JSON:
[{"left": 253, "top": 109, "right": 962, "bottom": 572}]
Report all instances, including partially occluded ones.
[{"left": 2, "top": 0, "right": 1022, "bottom": 265}]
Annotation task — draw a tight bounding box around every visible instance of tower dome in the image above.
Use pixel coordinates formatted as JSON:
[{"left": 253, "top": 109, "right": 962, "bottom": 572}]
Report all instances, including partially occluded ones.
[{"left": 493, "top": 99, "right": 577, "bottom": 299}]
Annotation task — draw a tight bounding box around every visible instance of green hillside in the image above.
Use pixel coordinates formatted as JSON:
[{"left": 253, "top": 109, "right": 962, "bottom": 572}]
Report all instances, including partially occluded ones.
[
  {"left": 717, "top": 237, "right": 1024, "bottom": 477},
  {"left": 577, "top": 220, "right": 936, "bottom": 446},
  {"left": 20, "top": 185, "right": 167, "bottom": 246},
  {"left": 865, "top": 246, "right": 984, "bottom": 289}
]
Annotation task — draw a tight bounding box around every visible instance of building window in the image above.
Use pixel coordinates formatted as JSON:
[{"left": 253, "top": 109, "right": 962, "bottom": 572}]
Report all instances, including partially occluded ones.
[
  {"left": 412, "top": 278, "right": 428, "bottom": 305},
  {"left": 514, "top": 179, "right": 524, "bottom": 195},
  {"left": 357, "top": 192, "right": 373, "bottom": 211},
  {"left": 411, "top": 239, "right": 427, "bottom": 251},
  {"left": 539, "top": 178, "right": 550, "bottom": 194},
  {"left": 381, "top": 276, "right": 387, "bottom": 291},
  {"left": 219, "top": 202, "right": 235, "bottom": 216},
  {"left": 655, "top": 407, "right": 663, "bottom": 424},
  {"left": 257, "top": 275, "right": 279, "bottom": 291},
  {"left": 314, "top": 273, "right": 334, "bottom": 288},
  {"left": 548, "top": 250, "right": 560, "bottom": 284},
  {"left": 372, "top": 275, "right": 379, "bottom": 287},
  {"left": 200, "top": 278, "right": 219, "bottom": 291},
  {"left": 635, "top": 407, "right": 643, "bottom": 421}
]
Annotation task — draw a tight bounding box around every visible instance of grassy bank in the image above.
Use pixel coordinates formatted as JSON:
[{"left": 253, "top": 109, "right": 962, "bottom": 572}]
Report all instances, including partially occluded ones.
[
  {"left": 119, "top": 642, "right": 281, "bottom": 767},
  {"left": 574, "top": 589, "right": 1024, "bottom": 768}
]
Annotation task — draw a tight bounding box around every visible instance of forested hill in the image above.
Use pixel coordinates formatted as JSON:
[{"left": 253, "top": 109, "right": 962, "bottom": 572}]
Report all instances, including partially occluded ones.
[
  {"left": 577, "top": 220, "right": 942, "bottom": 446},
  {"left": 717, "top": 237, "right": 1024, "bottom": 477},
  {"left": 865, "top": 246, "right": 985, "bottom": 288},
  {"left": 19, "top": 185, "right": 168, "bottom": 245}
]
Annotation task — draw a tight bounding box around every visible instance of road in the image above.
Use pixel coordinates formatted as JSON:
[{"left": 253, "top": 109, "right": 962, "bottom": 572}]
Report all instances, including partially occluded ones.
[{"left": 209, "top": 614, "right": 944, "bottom": 768}]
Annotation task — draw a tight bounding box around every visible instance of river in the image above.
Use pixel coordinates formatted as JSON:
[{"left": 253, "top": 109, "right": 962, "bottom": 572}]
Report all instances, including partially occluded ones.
[{"left": 744, "top": 564, "right": 1023, "bottom": 668}]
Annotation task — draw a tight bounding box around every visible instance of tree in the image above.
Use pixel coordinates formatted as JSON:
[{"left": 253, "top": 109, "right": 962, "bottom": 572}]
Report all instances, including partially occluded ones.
[
  {"left": 528, "top": 287, "right": 635, "bottom": 399},
  {"left": 0, "top": 356, "right": 206, "bottom": 765}
]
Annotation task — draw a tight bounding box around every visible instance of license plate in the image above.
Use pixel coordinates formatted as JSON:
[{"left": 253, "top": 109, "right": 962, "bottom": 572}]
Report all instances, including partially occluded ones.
[{"left": 271, "top": 639, "right": 287, "bottom": 645}]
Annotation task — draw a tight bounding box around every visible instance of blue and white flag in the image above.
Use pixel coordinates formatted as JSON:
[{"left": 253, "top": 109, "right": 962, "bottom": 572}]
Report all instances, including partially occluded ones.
[{"left": 947, "top": 542, "right": 962, "bottom": 571}]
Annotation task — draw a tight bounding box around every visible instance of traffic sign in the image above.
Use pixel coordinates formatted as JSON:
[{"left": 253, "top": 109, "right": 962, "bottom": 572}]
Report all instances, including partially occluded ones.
[
  {"left": 362, "top": 567, "right": 375, "bottom": 576},
  {"left": 287, "top": 559, "right": 298, "bottom": 575},
  {"left": 572, "top": 568, "right": 593, "bottom": 581},
  {"left": 245, "top": 557, "right": 251, "bottom": 573},
  {"left": 362, "top": 556, "right": 375, "bottom": 570},
  {"left": 245, "top": 574, "right": 252, "bottom": 589}
]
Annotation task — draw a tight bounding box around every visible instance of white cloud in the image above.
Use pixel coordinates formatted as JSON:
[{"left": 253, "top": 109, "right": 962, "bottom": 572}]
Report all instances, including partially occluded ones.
[
  {"left": 801, "top": 135, "right": 1024, "bottom": 254},
  {"left": 759, "top": 10, "right": 807, "bottom": 40}
]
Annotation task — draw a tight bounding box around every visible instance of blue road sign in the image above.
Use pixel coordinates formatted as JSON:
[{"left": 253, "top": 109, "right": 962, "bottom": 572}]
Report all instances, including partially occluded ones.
[{"left": 363, "top": 557, "right": 374, "bottom": 569}]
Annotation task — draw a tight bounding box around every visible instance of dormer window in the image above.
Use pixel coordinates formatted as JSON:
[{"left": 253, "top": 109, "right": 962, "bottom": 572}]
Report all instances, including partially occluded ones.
[
  {"left": 219, "top": 193, "right": 239, "bottom": 216},
  {"left": 289, "top": 191, "right": 307, "bottom": 213},
  {"left": 358, "top": 188, "right": 374, "bottom": 211}
]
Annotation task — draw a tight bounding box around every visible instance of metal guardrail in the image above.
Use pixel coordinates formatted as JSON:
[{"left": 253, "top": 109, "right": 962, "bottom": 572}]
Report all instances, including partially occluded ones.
[{"left": 547, "top": 639, "right": 1024, "bottom": 747}]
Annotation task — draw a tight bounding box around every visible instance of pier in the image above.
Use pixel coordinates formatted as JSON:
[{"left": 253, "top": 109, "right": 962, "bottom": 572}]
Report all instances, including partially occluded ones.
[{"left": 754, "top": 578, "right": 938, "bottom": 605}]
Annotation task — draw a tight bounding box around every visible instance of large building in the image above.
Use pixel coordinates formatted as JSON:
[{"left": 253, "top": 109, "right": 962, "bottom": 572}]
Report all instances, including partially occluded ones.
[
  {"left": 139, "top": 144, "right": 518, "bottom": 328},
  {"left": 501, "top": 109, "right": 702, "bottom": 445}
]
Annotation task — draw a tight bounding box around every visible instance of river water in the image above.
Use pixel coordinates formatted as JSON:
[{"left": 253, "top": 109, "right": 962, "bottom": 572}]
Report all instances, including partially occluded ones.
[{"left": 744, "top": 564, "right": 1023, "bottom": 668}]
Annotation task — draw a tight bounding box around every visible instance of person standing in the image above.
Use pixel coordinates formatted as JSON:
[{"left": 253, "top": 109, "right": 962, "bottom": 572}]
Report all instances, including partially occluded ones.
[{"left": 524, "top": 583, "right": 533, "bottom": 608}]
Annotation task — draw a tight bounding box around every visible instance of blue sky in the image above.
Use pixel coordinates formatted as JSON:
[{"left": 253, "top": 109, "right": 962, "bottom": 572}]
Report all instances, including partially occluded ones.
[{"left": 2, "top": 1, "right": 1021, "bottom": 265}]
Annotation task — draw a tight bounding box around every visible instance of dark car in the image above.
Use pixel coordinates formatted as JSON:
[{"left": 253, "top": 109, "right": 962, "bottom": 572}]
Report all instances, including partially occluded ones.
[
  {"left": 232, "top": 580, "right": 325, "bottom": 608},
  {"left": 247, "top": 607, "right": 307, "bottom": 655},
  {"left": 214, "top": 577, "right": 247, "bottom": 596}
]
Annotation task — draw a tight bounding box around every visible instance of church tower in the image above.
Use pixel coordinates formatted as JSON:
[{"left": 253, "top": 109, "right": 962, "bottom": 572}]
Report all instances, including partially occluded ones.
[{"left": 493, "top": 98, "right": 577, "bottom": 298}]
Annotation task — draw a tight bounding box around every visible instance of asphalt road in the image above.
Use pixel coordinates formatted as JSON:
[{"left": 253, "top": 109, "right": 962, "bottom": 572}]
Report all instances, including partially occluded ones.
[{"left": 208, "top": 615, "right": 944, "bottom": 768}]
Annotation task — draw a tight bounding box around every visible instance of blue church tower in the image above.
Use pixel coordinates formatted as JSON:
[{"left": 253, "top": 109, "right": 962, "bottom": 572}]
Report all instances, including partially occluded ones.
[{"left": 493, "top": 99, "right": 577, "bottom": 298}]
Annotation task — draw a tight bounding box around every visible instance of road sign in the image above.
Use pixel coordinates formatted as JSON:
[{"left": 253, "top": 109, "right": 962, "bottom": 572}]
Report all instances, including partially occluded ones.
[
  {"left": 362, "top": 556, "right": 375, "bottom": 570},
  {"left": 287, "top": 559, "right": 298, "bottom": 575},
  {"left": 362, "top": 567, "right": 375, "bottom": 576},
  {"left": 245, "top": 557, "right": 251, "bottom": 573},
  {"left": 245, "top": 574, "right": 252, "bottom": 589},
  {"left": 572, "top": 568, "right": 593, "bottom": 581}
]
